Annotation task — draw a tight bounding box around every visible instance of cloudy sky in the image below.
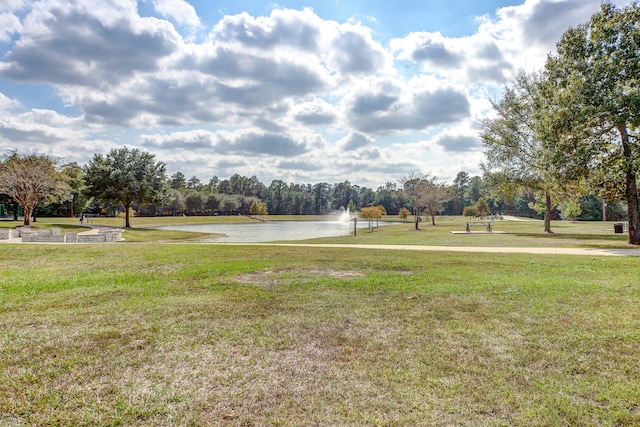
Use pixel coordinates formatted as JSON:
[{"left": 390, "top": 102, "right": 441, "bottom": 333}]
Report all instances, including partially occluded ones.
[{"left": 0, "top": 0, "right": 630, "bottom": 188}]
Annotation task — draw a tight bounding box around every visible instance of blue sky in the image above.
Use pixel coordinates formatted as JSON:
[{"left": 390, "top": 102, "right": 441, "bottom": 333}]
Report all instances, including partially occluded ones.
[{"left": 0, "top": 0, "right": 631, "bottom": 188}]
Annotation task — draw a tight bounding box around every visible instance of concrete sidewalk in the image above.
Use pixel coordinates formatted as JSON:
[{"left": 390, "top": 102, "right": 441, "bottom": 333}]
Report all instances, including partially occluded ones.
[{"left": 216, "top": 243, "right": 640, "bottom": 257}]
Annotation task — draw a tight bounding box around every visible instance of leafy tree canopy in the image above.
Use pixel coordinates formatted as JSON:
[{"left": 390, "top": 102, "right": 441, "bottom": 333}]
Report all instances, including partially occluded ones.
[
  {"left": 84, "top": 147, "right": 167, "bottom": 228},
  {"left": 0, "top": 151, "right": 66, "bottom": 226},
  {"left": 541, "top": 1, "right": 640, "bottom": 243}
]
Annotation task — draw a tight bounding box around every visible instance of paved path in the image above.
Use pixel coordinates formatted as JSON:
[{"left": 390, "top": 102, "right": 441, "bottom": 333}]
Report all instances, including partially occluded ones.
[{"left": 214, "top": 243, "right": 640, "bottom": 257}]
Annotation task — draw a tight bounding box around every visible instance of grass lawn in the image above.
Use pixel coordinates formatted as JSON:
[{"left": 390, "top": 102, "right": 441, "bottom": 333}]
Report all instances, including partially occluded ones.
[
  {"left": 0, "top": 240, "right": 639, "bottom": 425},
  {"left": 304, "top": 217, "right": 636, "bottom": 249}
]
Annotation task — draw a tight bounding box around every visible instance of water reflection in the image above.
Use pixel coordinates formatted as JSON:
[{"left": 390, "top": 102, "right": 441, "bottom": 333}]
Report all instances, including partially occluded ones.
[{"left": 159, "top": 220, "right": 371, "bottom": 243}]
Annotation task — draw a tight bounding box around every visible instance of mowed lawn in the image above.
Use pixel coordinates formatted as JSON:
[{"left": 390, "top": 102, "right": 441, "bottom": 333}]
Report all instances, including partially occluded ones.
[{"left": 1, "top": 240, "right": 639, "bottom": 426}]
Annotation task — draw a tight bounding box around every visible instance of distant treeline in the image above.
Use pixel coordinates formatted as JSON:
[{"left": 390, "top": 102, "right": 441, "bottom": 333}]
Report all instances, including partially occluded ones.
[{"left": 32, "top": 170, "right": 627, "bottom": 222}]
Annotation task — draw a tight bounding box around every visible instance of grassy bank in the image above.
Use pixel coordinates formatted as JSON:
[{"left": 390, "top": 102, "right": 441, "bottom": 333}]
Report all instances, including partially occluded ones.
[{"left": 1, "top": 243, "right": 639, "bottom": 425}]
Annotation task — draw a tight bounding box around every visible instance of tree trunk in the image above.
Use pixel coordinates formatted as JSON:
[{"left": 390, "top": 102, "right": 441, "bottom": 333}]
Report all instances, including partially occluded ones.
[
  {"left": 23, "top": 206, "right": 31, "bottom": 226},
  {"left": 619, "top": 124, "right": 640, "bottom": 245},
  {"left": 124, "top": 201, "right": 131, "bottom": 228},
  {"left": 544, "top": 191, "right": 553, "bottom": 233},
  {"left": 626, "top": 173, "right": 639, "bottom": 245},
  {"left": 414, "top": 209, "right": 420, "bottom": 230}
]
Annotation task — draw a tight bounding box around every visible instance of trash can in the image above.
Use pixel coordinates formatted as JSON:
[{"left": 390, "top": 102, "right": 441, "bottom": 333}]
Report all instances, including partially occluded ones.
[{"left": 614, "top": 223, "right": 624, "bottom": 233}]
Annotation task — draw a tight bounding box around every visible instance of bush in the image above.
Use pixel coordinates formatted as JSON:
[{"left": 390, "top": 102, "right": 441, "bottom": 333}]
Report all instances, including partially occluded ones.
[
  {"left": 462, "top": 205, "right": 478, "bottom": 217},
  {"left": 117, "top": 208, "right": 136, "bottom": 219}
]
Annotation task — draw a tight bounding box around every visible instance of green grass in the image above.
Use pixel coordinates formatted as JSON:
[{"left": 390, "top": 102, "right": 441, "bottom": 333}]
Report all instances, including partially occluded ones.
[
  {"left": 302, "top": 217, "right": 635, "bottom": 249},
  {"left": 0, "top": 243, "right": 639, "bottom": 425}
]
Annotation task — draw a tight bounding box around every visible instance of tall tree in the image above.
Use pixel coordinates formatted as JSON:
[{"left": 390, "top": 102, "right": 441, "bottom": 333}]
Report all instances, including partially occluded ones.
[
  {"left": 541, "top": 2, "right": 640, "bottom": 244},
  {"left": 84, "top": 147, "right": 167, "bottom": 228},
  {"left": 267, "top": 179, "right": 287, "bottom": 215},
  {"left": 401, "top": 173, "right": 450, "bottom": 229},
  {"left": 401, "top": 173, "right": 427, "bottom": 230},
  {"left": 332, "top": 181, "right": 357, "bottom": 210},
  {"left": 61, "top": 162, "right": 86, "bottom": 217},
  {"left": 168, "top": 189, "right": 185, "bottom": 216},
  {"left": 312, "top": 182, "right": 331, "bottom": 215},
  {"left": 480, "top": 70, "right": 567, "bottom": 233},
  {"left": 421, "top": 175, "right": 453, "bottom": 226},
  {"left": 453, "top": 171, "right": 470, "bottom": 214},
  {"left": 0, "top": 152, "right": 65, "bottom": 226},
  {"left": 170, "top": 172, "right": 186, "bottom": 190},
  {"left": 186, "top": 176, "right": 201, "bottom": 190},
  {"left": 468, "top": 176, "right": 484, "bottom": 204},
  {"left": 375, "top": 182, "right": 402, "bottom": 215},
  {"left": 184, "top": 190, "right": 205, "bottom": 214}
]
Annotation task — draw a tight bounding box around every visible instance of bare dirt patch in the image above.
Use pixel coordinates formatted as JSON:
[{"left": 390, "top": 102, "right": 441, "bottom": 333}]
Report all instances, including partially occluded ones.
[{"left": 234, "top": 268, "right": 365, "bottom": 286}]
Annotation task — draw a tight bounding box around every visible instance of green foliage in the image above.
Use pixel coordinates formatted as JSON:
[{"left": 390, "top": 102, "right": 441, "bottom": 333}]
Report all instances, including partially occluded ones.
[
  {"left": 541, "top": 1, "right": 640, "bottom": 243},
  {"left": 249, "top": 199, "right": 260, "bottom": 216},
  {"left": 528, "top": 191, "right": 551, "bottom": 216},
  {"left": 475, "top": 198, "right": 490, "bottom": 217},
  {"left": 60, "top": 162, "right": 87, "bottom": 217},
  {"left": 184, "top": 190, "right": 205, "bottom": 214},
  {"left": 170, "top": 171, "right": 186, "bottom": 190},
  {"left": 84, "top": 147, "right": 167, "bottom": 228},
  {"left": 462, "top": 205, "right": 478, "bottom": 218},
  {"left": 249, "top": 199, "right": 268, "bottom": 219},
  {"left": 560, "top": 199, "right": 582, "bottom": 222},
  {"left": 219, "top": 194, "right": 240, "bottom": 215},
  {"left": 347, "top": 199, "right": 357, "bottom": 214},
  {"left": 480, "top": 70, "right": 569, "bottom": 233}
]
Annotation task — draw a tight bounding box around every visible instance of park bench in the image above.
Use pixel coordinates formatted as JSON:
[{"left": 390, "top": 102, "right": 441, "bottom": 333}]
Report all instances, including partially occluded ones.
[{"left": 465, "top": 221, "right": 492, "bottom": 232}]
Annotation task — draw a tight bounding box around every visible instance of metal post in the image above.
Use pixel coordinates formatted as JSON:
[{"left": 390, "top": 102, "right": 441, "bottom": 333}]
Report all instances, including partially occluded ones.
[{"left": 353, "top": 217, "right": 357, "bottom": 236}]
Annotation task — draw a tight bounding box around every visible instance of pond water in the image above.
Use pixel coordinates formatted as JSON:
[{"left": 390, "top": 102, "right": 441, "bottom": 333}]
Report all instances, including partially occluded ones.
[{"left": 159, "top": 220, "right": 375, "bottom": 243}]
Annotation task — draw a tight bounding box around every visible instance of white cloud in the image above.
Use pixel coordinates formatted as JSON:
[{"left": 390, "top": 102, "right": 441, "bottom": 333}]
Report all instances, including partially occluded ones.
[
  {"left": 476, "top": 0, "right": 631, "bottom": 72},
  {"left": 0, "top": 12, "right": 21, "bottom": 42},
  {"left": 0, "top": 0, "right": 180, "bottom": 87},
  {"left": 391, "top": 31, "right": 511, "bottom": 85},
  {"left": 0, "top": 0, "right": 627, "bottom": 187},
  {"left": 434, "top": 130, "right": 481, "bottom": 153},
  {"left": 141, "top": 127, "right": 313, "bottom": 157},
  {"left": 292, "top": 98, "right": 339, "bottom": 126},
  {"left": 210, "top": 8, "right": 323, "bottom": 51},
  {"left": 344, "top": 75, "right": 471, "bottom": 134},
  {"left": 327, "top": 23, "right": 389, "bottom": 76},
  {"left": 339, "top": 132, "right": 374, "bottom": 151},
  {"left": 0, "top": 92, "right": 21, "bottom": 110},
  {"left": 150, "top": 0, "right": 200, "bottom": 27}
]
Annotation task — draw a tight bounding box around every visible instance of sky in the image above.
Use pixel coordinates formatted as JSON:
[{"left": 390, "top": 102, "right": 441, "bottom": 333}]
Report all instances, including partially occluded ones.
[{"left": 0, "top": 0, "right": 632, "bottom": 189}]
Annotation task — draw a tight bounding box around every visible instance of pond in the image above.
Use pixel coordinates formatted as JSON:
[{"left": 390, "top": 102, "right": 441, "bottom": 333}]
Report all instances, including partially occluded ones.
[{"left": 159, "top": 220, "right": 375, "bottom": 243}]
